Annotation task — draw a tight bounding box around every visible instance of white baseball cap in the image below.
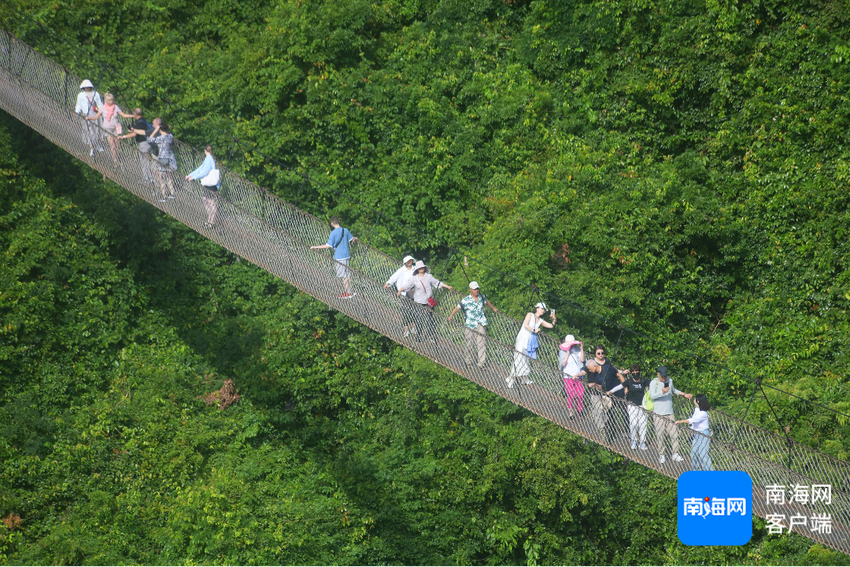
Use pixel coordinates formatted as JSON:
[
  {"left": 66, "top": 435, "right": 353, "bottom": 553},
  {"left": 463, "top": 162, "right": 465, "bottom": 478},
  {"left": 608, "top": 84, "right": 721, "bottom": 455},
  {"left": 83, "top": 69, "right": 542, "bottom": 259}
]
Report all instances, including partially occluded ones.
[
  {"left": 403, "top": 255, "right": 415, "bottom": 264},
  {"left": 79, "top": 79, "right": 94, "bottom": 89},
  {"left": 469, "top": 281, "right": 480, "bottom": 289}
]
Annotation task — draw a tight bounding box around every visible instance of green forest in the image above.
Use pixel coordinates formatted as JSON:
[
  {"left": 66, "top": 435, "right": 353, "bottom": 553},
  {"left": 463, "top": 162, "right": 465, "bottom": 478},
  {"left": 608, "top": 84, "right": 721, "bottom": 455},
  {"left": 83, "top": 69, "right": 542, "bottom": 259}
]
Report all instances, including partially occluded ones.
[{"left": 2, "top": 0, "right": 850, "bottom": 564}]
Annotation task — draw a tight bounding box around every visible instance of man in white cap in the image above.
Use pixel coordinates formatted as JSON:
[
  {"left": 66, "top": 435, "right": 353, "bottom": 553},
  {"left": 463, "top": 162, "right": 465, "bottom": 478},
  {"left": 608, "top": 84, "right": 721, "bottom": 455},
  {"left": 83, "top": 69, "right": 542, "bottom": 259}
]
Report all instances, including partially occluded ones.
[
  {"left": 448, "top": 281, "right": 499, "bottom": 368},
  {"left": 74, "top": 79, "right": 104, "bottom": 156},
  {"left": 385, "top": 255, "right": 417, "bottom": 337}
]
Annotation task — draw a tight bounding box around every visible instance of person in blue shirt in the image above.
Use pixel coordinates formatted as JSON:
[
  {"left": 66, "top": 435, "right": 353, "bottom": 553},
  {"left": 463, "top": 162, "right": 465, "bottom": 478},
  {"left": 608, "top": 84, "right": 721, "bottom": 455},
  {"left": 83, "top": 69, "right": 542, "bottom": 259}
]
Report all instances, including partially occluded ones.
[
  {"left": 185, "top": 145, "right": 221, "bottom": 228},
  {"left": 311, "top": 216, "right": 359, "bottom": 298}
]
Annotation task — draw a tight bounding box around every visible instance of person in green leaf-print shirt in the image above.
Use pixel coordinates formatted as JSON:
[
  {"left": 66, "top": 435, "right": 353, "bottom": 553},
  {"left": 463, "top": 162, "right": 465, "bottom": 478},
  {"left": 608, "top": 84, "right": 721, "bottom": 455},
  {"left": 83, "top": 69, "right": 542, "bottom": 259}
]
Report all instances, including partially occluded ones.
[{"left": 448, "top": 281, "right": 499, "bottom": 368}]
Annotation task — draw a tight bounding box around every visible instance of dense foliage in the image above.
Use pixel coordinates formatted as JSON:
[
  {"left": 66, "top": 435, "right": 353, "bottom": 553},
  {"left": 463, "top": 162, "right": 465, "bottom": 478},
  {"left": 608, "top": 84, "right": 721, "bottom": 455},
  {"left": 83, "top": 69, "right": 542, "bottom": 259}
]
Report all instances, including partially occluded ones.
[{"left": 2, "top": 0, "right": 850, "bottom": 564}]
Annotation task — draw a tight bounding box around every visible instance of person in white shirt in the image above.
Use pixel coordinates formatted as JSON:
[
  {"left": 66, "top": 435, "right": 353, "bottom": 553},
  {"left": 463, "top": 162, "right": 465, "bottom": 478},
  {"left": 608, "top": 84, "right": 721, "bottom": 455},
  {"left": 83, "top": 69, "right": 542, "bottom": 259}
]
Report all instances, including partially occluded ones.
[
  {"left": 676, "top": 394, "right": 713, "bottom": 471},
  {"left": 74, "top": 79, "right": 104, "bottom": 156},
  {"left": 384, "top": 255, "right": 416, "bottom": 337}
]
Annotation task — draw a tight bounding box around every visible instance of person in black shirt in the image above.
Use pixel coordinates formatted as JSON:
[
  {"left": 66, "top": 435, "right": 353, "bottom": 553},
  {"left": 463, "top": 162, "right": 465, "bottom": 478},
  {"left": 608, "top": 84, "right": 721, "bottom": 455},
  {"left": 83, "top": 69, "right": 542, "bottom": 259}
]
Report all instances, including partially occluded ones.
[
  {"left": 623, "top": 363, "right": 650, "bottom": 451},
  {"left": 118, "top": 107, "right": 154, "bottom": 183},
  {"left": 586, "top": 345, "right": 628, "bottom": 434}
]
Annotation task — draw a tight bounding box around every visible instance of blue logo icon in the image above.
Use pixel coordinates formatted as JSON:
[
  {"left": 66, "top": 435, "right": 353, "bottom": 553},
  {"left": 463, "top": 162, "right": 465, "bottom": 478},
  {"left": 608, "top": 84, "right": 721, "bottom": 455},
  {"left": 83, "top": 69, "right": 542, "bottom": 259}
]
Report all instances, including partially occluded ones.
[{"left": 678, "top": 471, "right": 753, "bottom": 546}]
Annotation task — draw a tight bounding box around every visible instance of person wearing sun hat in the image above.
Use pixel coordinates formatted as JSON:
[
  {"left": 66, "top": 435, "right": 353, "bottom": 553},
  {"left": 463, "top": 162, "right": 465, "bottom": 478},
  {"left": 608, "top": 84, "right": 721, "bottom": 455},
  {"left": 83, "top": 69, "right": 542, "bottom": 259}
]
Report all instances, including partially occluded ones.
[
  {"left": 399, "top": 260, "right": 453, "bottom": 342},
  {"left": 448, "top": 281, "right": 499, "bottom": 368},
  {"left": 385, "top": 255, "right": 417, "bottom": 337},
  {"left": 507, "top": 302, "right": 556, "bottom": 388},
  {"left": 74, "top": 79, "right": 104, "bottom": 156},
  {"left": 558, "top": 334, "right": 585, "bottom": 418}
]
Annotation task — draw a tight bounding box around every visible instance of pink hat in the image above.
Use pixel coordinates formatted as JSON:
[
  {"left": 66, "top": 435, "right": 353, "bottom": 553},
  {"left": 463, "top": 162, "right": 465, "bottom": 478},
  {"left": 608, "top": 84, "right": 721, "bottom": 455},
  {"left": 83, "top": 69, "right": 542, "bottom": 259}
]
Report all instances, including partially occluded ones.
[{"left": 559, "top": 334, "right": 582, "bottom": 352}]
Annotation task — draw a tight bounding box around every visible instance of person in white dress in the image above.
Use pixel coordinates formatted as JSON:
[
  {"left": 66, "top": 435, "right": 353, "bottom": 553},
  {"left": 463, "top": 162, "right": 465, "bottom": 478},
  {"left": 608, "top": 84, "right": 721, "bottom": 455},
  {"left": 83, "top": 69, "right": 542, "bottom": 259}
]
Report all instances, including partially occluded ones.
[{"left": 507, "top": 302, "right": 556, "bottom": 388}]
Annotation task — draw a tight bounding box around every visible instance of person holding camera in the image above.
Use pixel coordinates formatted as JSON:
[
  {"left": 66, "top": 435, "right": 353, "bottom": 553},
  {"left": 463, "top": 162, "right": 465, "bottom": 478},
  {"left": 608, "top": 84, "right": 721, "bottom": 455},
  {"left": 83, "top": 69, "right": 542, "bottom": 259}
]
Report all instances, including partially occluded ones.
[{"left": 649, "top": 365, "right": 692, "bottom": 465}]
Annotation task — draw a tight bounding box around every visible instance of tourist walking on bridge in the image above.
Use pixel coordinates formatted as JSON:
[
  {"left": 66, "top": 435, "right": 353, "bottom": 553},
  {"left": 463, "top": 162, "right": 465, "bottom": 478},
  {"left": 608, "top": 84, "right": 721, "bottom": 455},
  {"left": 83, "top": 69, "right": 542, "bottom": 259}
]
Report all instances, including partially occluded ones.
[
  {"left": 385, "top": 255, "right": 417, "bottom": 336},
  {"left": 448, "top": 281, "right": 498, "bottom": 368},
  {"left": 311, "top": 216, "right": 359, "bottom": 299},
  {"left": 623, "top": 364, "right": 650, "bottom": 450},
  {"left": 74, "top": 79, "right": 104, "bottom": 157},
  {"left": 118, "top": 108, "right": 155, "bottom": 184},
  {"left": 676, "top": 394, "right": 713, "bottom": 471},
  {"left": 148, "top": 122, "right": 177, "bottom": 201},
  {"left": 185, "top": 145, "right": 221, "bottom": 228},
  {"left": 585, "top": 345, "right": 627, "bottom": 433},
  {"left": 650, "top": 365, "right": 692, "bottom": 465},
  {"left": 399, "top": 261, "right": 452, "bottom": 343},
  {"left": 507, "top": 303, "right": 556, "bottom": 389},
  {"left": 558, "top": 335, "right": 585, "bottom": 418},
  {"left": 100, "top": 93, "right": 123, "bottom": 168}
]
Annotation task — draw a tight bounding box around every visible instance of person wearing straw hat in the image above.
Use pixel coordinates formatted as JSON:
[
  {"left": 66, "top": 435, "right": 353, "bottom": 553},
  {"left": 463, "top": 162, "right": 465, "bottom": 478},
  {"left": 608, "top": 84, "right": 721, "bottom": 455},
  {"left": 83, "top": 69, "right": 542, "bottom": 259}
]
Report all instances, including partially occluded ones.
[
  {"left": 507, "top": 302, "right": 556, "bottom": 388},
  {"left": 74, "top": 79, "right": 104, "bottom": 156},
  {"left": 385, "top": 255, "right": 417, "bottom": 337},
  {"left": 448, "top": 281, "right": 499, "bottom": 368},
  {"left": 558, "top": 334, "right": 585, "bottom": 418},
  {"left": 311, "top": 216, "right": 359, "bottom": 299},
  {"left": 399, "top": 260, "right": 452, "bottom": 342}
]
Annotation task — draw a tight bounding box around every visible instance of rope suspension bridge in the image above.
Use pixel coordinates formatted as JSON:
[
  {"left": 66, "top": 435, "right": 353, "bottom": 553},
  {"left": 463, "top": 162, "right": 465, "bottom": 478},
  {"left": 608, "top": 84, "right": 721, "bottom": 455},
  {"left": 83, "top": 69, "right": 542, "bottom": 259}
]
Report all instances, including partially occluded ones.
[{"left": 2, "top": 26, "right": 850, "bottom": 554}]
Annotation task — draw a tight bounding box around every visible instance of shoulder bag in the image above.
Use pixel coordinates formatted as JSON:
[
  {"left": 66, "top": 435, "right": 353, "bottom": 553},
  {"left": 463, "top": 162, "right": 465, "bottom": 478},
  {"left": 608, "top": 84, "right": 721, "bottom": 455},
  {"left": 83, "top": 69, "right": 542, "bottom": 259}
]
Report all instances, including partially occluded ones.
[{"left": 201, "top": 164, "right": 220, "bottom": 187}]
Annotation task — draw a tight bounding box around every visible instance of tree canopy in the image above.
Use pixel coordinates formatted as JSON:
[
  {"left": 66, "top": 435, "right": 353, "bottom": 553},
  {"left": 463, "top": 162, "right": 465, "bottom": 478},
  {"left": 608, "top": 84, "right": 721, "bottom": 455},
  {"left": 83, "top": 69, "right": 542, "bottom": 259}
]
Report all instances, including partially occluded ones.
[{"left": 2, "top": 0, "right": 850, "bottom": 564}]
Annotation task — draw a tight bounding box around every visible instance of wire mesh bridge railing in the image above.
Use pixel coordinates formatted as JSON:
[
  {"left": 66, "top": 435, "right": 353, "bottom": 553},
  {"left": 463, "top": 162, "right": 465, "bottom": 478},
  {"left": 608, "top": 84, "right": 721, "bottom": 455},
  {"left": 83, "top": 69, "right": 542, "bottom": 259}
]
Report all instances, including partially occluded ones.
[{"left": 1, "top": 28, "right": 850, "bottom": 554}]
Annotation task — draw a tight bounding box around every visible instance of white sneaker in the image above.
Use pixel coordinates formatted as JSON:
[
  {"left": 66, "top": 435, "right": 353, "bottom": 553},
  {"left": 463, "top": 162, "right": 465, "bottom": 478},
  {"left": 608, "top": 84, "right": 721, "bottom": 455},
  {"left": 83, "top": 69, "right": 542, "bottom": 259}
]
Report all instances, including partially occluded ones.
[
  {"left": 658, "top": 454, "right": 666, "bottom": 464},
  {"left": 639, "top": 443, "right": 648, "bottom": 451},
  {"left": 671, "top": 453, "right": 684, "bottom": 462},
  {"left": 522, "top": 379, "right": 533, "bottom": 385},
  {"left": 506, "top": 378, "right": 515, "bottom": 389},
  {"left": 90, "top": 148, "right": 94, "bottom": 156},
  {"left": 630, "top": 441, "right": 637, "bottom": 450},
  {"left": 403, "top": 330, "right": 409, "bottom": 338}
]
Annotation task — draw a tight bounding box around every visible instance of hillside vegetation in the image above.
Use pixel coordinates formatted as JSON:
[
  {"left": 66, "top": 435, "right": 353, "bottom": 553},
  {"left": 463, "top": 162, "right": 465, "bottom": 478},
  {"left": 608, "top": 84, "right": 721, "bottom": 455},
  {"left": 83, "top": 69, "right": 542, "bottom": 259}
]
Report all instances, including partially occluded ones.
[{"left": 2, "top": 0, "right": 850, "bottom": 564}]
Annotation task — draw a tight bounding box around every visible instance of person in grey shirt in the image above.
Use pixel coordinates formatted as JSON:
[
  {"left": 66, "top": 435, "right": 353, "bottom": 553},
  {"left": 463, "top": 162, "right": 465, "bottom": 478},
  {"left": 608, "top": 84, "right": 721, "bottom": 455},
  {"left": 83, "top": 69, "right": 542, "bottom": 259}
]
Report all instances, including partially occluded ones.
[
  {"left": 399, "top": 261, "right": 453, "bottom": 342},
  {"left": 649, "top": 365, "right": 692, "bottom": 465}
]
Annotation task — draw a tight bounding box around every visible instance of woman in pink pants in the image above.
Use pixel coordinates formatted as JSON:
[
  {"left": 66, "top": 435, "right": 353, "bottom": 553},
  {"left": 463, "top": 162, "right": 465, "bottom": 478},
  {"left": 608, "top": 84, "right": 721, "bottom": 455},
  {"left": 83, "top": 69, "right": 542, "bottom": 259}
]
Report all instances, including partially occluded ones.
[{"left": 559, "top": 335, "right": 586, "bottom": 419}]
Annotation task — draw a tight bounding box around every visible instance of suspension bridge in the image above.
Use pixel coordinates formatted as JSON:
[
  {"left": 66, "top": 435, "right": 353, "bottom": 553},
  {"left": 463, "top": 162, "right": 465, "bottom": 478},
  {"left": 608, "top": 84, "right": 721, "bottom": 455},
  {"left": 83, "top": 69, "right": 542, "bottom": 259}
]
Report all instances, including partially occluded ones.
[{"left": 1, "top": 26, "right": 849, "bottom": 554}]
